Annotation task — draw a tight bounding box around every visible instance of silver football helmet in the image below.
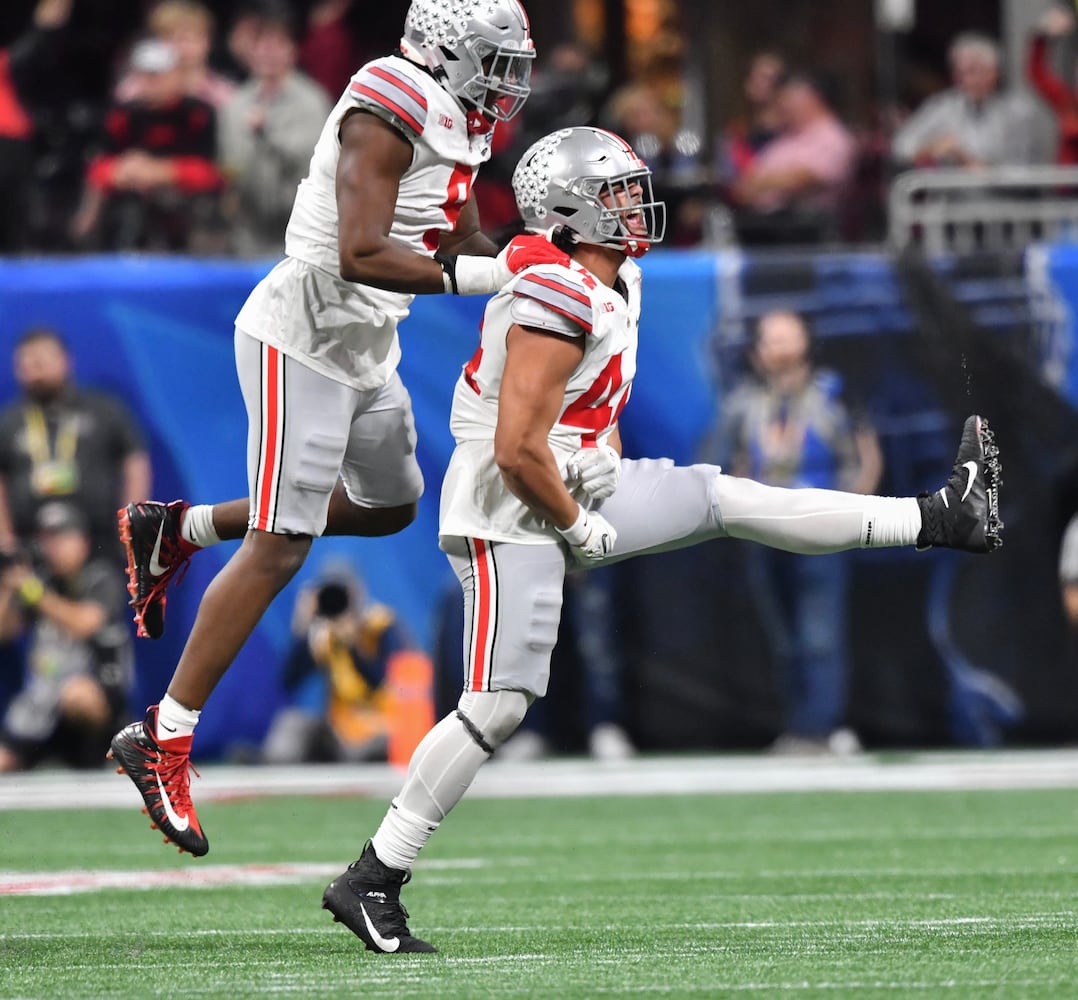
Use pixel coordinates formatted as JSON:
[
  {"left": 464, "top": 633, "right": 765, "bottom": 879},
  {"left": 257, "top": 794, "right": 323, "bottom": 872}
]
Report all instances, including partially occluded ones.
[
  {"left": 401, "top": 0, "right": 534, "bottom": 123},
  {"left": 512, "top": 127, "right": 666, "bottom": 256}
]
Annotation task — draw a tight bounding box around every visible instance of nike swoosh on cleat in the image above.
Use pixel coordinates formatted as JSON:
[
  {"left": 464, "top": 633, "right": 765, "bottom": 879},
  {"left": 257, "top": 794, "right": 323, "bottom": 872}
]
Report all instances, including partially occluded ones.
[
  {"left": 155, "top": 773, "right": 190, "bottom": 832},
  {"left": 360, "top": 903, "right": 400, "bottom": 953},
  {"left": 148, "top": 520, "right": 168, "bottom": 577},
  {"left": 960, "top": 461, "right": 978, "bottom": 502}
]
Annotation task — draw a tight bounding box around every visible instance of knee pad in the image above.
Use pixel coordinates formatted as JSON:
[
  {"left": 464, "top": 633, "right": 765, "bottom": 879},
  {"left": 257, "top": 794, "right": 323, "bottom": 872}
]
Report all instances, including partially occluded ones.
[{"left": 457, "top": 689, "right": 532, "bottom": 752}]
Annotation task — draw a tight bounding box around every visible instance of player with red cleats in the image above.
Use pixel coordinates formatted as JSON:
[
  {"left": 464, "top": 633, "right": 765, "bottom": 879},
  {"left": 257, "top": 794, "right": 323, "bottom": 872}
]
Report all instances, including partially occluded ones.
[{"left": 111, "top": 2, "right": 554, "bottom": 873}]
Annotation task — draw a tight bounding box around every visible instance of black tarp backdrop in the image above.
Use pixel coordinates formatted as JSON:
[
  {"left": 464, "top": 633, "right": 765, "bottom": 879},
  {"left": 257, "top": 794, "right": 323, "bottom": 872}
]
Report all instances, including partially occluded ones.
[{"left": 615, "top": 248, "right": 1078, "bottom": 752}]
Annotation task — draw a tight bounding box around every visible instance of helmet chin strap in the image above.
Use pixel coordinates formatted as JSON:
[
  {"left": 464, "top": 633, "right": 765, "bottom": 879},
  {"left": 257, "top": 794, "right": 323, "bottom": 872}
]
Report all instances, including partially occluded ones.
[
  {"left": 401, "top": 34, "right": 498, "bottom": 135},
  {"left": 466, "top": 108, "right": 493, "bottom": 134}
]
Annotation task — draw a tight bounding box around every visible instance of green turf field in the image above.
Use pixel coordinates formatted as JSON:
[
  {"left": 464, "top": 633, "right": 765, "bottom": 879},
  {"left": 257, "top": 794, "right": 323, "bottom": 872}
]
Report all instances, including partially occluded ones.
[{"left": 2, "top": 783, "right": 1076, "bottom": 998}]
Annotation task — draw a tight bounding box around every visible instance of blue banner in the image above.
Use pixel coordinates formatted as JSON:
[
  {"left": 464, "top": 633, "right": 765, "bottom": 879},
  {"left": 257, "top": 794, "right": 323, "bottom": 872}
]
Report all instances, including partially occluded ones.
[{"left": 0, "top": 251, "right": 720, "bottom": 756}]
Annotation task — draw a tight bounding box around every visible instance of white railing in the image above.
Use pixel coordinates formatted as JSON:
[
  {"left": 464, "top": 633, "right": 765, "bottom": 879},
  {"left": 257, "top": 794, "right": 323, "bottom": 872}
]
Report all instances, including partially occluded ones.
[{"left": 889, "top": 165, "right": 1078, "bottom": 255}]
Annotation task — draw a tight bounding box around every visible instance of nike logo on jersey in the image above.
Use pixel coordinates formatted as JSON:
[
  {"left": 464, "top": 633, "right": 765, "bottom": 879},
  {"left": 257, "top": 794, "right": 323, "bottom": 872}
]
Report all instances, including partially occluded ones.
[
  {"left": 360, "top": 903, "right": 400, "bottom": 953},
  {"left": 960, "top": 461, "right": 978, "bottom": 502},
  {"left": 155, "top": 772, "right": 190, "bottom": 832},
  {"left": 148, "top": 521, "right": 168, "bottom": 576}
]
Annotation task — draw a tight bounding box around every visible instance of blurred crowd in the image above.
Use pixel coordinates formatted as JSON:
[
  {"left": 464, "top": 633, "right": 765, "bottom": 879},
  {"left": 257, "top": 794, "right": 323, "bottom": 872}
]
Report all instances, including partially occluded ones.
[
  {"left": 0, "top": 0, "right": 378, "bottom": 255},
  {"left": 1, "top": 0, "right": 1076, "bottom": 256}
]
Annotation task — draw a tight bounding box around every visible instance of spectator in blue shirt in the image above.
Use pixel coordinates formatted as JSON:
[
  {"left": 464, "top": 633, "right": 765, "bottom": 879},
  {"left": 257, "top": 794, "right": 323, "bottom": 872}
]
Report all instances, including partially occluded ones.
[{"left": 705, "top": 310, "right": 882, "bottom": 753}]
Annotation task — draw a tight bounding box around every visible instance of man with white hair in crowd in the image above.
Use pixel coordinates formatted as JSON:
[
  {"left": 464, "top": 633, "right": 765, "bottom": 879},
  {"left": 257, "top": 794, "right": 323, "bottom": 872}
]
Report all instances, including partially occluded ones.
[{"left": 892, "top": 31, "right": 1056, "bottom": 169}]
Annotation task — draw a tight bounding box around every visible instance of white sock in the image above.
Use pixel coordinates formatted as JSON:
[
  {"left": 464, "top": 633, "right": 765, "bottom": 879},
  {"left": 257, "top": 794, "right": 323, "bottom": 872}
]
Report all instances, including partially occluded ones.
[
  {"left": 156, "top": 693, "right": 201, "bottom": 741},
  {"left": 372, "top": 799, "right": 440, "bottom": 872},
  {"left": 180, "top": 504, "right": 220, "bottom": 548},
  {"left": 369, "top": 693, "right": 529, "bottom": 870},
  {"left": 860, "top": 497, "right": 923, "bottom": 548},
  {"left": 370, "top": 706, "right": 499, "bottom": 870},
  {"left": 716, "top": 477, "right": 924, "bottom": 553}
]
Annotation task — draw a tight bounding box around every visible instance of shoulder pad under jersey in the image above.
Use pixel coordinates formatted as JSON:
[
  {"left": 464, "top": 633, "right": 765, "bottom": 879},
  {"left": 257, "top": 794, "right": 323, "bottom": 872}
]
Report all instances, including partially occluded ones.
[
  {"left": 348, "top": 58, "right": 429, "bottom": 141},
  {"left": 511, "top": 265, "right": 596, "bottom": 335}
]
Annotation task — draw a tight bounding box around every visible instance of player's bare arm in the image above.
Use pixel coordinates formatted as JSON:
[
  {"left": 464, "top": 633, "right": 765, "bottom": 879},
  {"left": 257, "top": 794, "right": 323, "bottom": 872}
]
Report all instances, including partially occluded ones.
[
  {"left": 337, "top": 111, "right": 563, "bottom": 296},
  {"left": 495, "top": 323, "right": 584, "bottom": 530},
  {"left": 336, "top": 110, "right": 448, "bottom": 294}
]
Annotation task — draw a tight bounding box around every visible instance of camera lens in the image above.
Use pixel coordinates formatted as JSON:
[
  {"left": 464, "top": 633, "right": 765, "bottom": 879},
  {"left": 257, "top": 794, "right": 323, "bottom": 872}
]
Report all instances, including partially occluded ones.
[{"left": 316, "top": 582, "right": 351, "bottom": 617}]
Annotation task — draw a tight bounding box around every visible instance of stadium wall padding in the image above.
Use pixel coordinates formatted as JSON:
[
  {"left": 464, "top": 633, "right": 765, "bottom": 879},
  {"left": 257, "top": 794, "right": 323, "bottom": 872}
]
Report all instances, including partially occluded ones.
[{"left": 1, "top": 246, "right": 1076, "bottom": 755}]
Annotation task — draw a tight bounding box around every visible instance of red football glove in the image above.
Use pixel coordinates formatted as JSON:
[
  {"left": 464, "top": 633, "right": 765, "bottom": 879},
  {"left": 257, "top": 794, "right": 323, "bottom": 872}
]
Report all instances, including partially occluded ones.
[{"left": 500, "top": 233, "right": 571, "bottom": 274}]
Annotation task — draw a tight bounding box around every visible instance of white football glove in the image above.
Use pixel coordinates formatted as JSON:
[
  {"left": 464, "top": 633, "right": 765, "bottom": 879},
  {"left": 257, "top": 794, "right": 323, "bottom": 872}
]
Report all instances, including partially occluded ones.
[
  {"left": 556, "top": 505, "right": 617, "bottom": 564},
  {"left": 438, "top": 236, "right": 569, "bottom": 296},
  {"left": 441, "top": 253, "right": 509, "bottom": 296},
  {"left": 566, "top": 444, "right": 622, "bottom": 501}
]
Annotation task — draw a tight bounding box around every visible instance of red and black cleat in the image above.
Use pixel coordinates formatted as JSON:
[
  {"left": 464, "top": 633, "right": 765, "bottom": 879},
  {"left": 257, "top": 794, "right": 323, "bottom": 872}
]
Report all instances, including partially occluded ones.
[
  {"left": 118, "top": 500, "right": 199, "bottom": 639},
  {"left": 108, "top": 705, "right": 208, "bottom": 857}
]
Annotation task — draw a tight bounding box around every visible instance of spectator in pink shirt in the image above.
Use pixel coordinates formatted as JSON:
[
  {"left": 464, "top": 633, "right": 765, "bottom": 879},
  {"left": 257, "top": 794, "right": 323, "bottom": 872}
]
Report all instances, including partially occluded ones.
[{"left": 730, "top": 72, "right": 856, "bottom": 245}]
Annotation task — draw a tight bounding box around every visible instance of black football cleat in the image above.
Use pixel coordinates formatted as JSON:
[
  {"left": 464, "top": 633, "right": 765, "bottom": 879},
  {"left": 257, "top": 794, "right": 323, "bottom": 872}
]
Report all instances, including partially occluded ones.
[
  {"left": 118, "top": 500, "right": 198, "bottom": 639},
  {"left": 108, "top": 705, "right": 208, "bottom": 857},
  {"left": 917, "top": 414, "right": 1003, "bottom": 553},
  {"left": 322, "top": 842, "right": 436, "bottom": 954}
]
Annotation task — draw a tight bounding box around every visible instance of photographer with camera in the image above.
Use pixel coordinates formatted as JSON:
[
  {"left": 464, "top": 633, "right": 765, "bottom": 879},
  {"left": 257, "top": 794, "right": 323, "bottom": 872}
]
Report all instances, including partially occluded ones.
[
  {"left": 261, "top": 561, "right": 411, "bottom": 764},
  {"left": 0, "top": 501, "right": 133, "bottom": 772}
]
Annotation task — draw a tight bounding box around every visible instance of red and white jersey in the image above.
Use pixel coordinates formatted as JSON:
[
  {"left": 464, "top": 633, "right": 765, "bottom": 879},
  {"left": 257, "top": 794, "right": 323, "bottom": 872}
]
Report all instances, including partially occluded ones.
[
  {"left": 440, "top": 257, "right": 642, "bottom": 544},
  {"left": 235, "top": 55, "right": 493, "bottom": 391}
]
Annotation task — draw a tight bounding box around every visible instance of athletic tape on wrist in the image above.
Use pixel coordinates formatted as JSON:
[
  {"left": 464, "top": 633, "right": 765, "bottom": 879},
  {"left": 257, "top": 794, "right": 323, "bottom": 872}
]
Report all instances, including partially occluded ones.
[
  {"left": 434, "top": 252, "right": 458, "bottom": 295},
  {"left": 556, "top": 506, "right": 590, "bottom": 547}
]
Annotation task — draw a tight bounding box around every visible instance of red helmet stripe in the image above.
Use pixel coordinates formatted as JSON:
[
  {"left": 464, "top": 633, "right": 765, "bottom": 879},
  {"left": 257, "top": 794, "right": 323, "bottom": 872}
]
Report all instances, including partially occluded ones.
[
  {"left": 592, "top": 127, "right": 631, "bottom": 152},
  {"left": 512, "top": 0, "right": 530, "bottom": 32}
]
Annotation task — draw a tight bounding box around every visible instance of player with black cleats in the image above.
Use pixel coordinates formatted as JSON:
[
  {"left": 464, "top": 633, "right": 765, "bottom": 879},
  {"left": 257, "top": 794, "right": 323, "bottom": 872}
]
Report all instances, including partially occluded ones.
[
  {"left": 343, "top": 127, "right": 1012, "bottom": 955},
  {"left": 322, "top": 842, "right": 437, "bottom": 954},
  {"left": 916, "top": 415, "right": 1003, "bottom": 553}
]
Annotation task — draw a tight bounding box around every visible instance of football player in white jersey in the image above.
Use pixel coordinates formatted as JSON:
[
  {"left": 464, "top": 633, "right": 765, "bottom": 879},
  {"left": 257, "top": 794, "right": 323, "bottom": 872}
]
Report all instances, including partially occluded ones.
[
  {"left": 107, "top": 1, "right": 568, "bottom": 859},
  {"left": 320, "top": 125, "right": 1003, "bottom": 954}
]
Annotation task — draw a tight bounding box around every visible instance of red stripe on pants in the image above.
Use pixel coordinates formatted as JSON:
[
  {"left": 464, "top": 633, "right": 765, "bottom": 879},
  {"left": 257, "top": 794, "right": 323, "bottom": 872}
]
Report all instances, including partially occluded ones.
[
  {"left": 255, "top": 345, "right": 280, "bottom": 531},
  {"left": 470, "top": 539, "right": 491, "bottom": 691}
]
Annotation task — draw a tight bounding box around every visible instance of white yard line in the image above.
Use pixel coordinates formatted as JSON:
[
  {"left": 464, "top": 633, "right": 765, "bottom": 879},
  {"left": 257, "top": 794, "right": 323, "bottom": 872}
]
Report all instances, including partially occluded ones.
[
  {"left": 0, "top": 856, "right": 485, "bottom": 896},
  {"left": 4, "top": 911, "right": 1073, "bottom": 932}
]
